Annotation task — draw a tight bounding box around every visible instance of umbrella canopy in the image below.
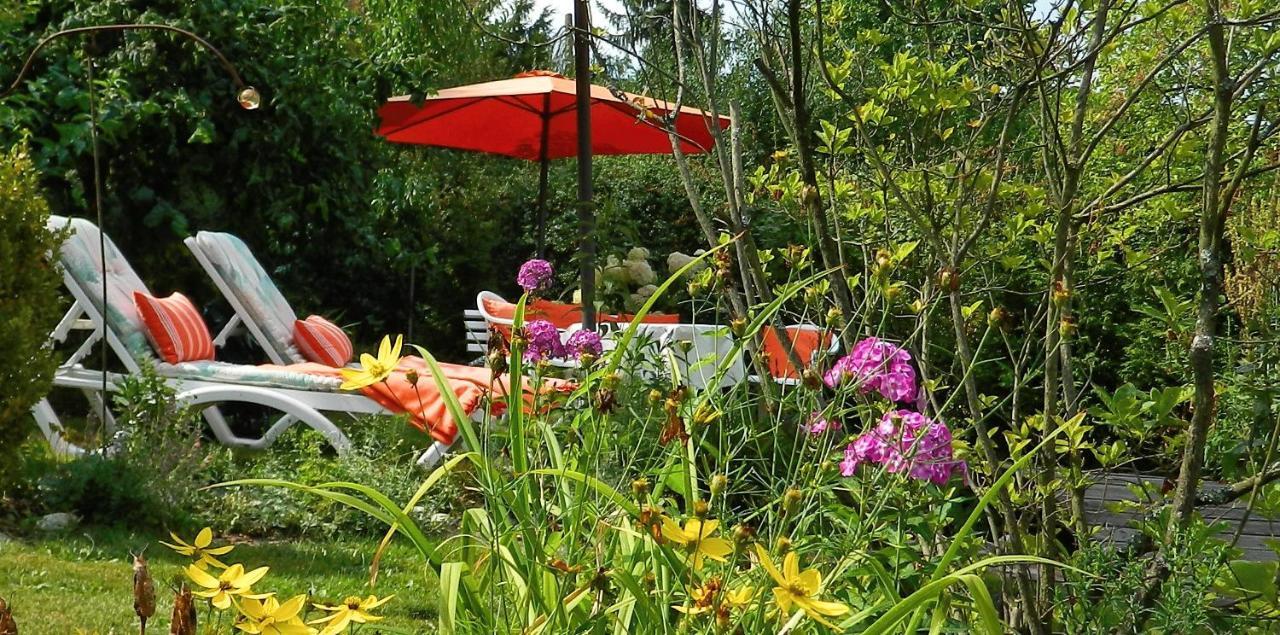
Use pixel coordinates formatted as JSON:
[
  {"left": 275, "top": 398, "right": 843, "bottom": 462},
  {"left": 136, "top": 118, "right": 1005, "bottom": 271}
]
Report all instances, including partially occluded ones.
[{"left": 376, "top": 70, "right": 730, "bottom": 159}]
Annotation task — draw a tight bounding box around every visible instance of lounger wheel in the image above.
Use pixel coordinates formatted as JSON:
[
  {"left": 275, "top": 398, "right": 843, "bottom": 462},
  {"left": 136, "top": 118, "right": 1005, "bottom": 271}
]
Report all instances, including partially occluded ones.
[{"left": 174, "top": 385, "right": 353, "bottom": 457}]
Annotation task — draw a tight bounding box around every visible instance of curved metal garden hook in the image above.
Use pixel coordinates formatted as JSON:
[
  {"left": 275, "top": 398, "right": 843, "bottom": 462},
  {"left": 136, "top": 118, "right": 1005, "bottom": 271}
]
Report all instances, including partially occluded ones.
[
  {"left": 2, "top": 23, "right": 259, "bottom": 434},
  {"left": 2, "top": 23, "right": 259, "bottom": 107}
]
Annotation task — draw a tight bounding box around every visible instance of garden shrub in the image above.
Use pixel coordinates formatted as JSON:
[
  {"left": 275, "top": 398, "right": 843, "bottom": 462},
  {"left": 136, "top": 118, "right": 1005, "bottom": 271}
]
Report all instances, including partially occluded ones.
[
  {"left": 36, "top": 365, "right": 211, "bottom": 526},
  {"left": 0, "top": 141, "right": 66, "bottom": 490}
]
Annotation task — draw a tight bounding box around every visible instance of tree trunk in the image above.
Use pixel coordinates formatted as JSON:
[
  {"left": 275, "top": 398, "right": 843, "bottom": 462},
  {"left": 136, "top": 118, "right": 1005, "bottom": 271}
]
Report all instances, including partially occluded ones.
[{"left": 1168, "top": 0, "right": 1232, "bottom": 535}]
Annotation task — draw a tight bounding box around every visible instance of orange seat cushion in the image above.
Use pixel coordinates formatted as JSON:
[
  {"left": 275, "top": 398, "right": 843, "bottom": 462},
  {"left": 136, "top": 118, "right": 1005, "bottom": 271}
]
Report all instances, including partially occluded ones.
[
  {"left": 294, "top": 315, "right": 354, "bottom": 367},
  {"left": 482, "top": 295, "right": 678, "bottom": 338},
  {"left": 134, "top": 291, "right": 215, "bottom": 363},
  {"left": 762, "top": 327, "right": 832, "bottom": 379}
]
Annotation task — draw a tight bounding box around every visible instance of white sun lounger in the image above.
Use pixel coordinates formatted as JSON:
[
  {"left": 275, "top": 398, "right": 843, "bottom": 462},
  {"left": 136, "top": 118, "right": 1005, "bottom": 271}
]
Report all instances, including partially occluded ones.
[{"left": 31, "top": 216, "right": 451, "bottom": 467}]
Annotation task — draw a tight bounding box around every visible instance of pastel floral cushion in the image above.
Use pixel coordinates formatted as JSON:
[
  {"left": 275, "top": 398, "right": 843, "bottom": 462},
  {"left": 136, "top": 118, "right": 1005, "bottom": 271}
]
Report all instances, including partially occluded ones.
[
  {"left": 134, "top": 291, "right": 216, "bottom": 363},
  {"left": 293, "top": 315, "right": 353, "bottom": 367},
  {"left": 155, "top": 360, "right": 343, "bottom": 391},
  {"left": 194, "top": 231, "right": 303, "bottom": 363},
  {"left": 47, "top": 215, "right": 155, "bottom": 360}
]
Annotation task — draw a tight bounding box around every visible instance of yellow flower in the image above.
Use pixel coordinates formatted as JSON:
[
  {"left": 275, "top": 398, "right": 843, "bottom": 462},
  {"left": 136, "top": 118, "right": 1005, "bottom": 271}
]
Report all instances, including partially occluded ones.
[
  {"left": 186, "top": 563, "right": 270, "bottom": 610},
  {"left": 310, "top": 595, "right": 393, "bottom": 635},
  {"left": 237, "top": 595, "right": 313, "bottom": 635},
  {"left": 754, "top": 544, "right": 849, "bottom": 629},
  {"left": 339, "top": 335, "right": 403, "bottom": 390},
  {"left": 161, "top": 527, "right": 234, "bottom": 569},
  {"left": 660, "top": 516, "right": 734, "bottom": 570}
]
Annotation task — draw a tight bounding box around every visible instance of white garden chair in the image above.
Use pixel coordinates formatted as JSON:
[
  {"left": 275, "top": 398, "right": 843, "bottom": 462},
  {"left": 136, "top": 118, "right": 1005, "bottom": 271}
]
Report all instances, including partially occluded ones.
[{"left": 32, "top": 216, "right": 455, "bottom": 467}]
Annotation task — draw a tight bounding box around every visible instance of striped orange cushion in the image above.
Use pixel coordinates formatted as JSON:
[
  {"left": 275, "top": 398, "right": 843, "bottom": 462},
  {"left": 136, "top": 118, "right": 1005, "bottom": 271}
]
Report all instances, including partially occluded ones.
[
  {"left": 293, "top": 315, "right": 353, "bottom": 367},
  {"left": 133, "top": 292, "right": 215, "bottom": 363}
]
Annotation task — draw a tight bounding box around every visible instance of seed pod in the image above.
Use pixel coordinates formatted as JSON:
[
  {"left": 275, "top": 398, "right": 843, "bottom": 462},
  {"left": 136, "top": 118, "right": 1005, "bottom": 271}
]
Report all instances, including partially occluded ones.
[
  {"left": 709, "top": 474, "right": 728, "bottom": 498},
  {"left": 132, "top": 553, "right": 156, "bottom": 633},
  {"left": 0, "top": 597, "right": 16, "bottom": 635},
  {"left": 170, "top": 585, "right": 196, "bottom": 635},
  {"left": 825, "top": 306, "right": 845, "bottom": 329},
  {"left": 693, "top": 500, "right": 710, "bottom": 518},
  {"left": 732, "top": 524, "right": 755, "bottom": 547},
  {"left": 801, "top": 368, "right": 824, "bottom": 391}
]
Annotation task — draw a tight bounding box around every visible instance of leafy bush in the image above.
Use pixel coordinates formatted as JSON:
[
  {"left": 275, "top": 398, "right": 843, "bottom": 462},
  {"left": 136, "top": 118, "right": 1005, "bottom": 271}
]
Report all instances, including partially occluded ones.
[
  {"left": 0, "top": 141, "right": 66, "bottom": 489},
  {"left": 36, "top": 366, "right": 211, "bottom": 526}
]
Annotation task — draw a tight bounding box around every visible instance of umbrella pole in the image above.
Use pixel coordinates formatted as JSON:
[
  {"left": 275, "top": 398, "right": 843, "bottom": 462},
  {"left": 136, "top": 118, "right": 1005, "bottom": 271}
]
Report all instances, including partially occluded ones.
[
  {"left": 574, "top": 0, "right": 596, "bottom": 330},
  {"left": 535, "top": 101, "right": 551, "bottom": 258}
]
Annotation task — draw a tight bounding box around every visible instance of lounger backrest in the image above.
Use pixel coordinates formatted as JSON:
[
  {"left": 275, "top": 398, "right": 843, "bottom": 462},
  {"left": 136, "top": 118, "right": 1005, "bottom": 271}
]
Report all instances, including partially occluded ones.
[
  {"left": 47, "top": 215, "right": 155, "bottom": 360},
  {"left": 194, "top": 231, "right": 303, "bottom": 363}
]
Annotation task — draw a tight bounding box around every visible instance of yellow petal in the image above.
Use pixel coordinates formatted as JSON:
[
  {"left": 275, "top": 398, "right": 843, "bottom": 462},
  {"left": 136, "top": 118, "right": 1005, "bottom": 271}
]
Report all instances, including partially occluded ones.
[
  {"left": 387, "top": 334, "right": 404, "bottom": 362},
  {"left": 167, "top": 532, "right": 192, "bottom": 548},
  {"left": 377, "top": 336, "right": 392, "bottom": 360},
  {"left": 797, "top": 568, "right": 821, "bottom": 595},
  {"left": 274, "top": 595, "right": 308, "bottom": 622},
  {"left": 698, "top": 538, "right": 733, "bottom": 562},
  {"left": 803, "top": 598, "right": 849, "bottom": 616},
  {"left": 213, "top": 592, "right": 232, "bottom": 610},
  {"left": 159, "top": 540, "right": 193, "bottom": 555},
  {"left": 221, "top": 563, "right": 245, "bottom": 582},
  {"left": 772, "top": 587, "right": 794, "bottom": 613},
  {"left": 195, "top": 527, "right": 213, "bottom": 548},
  {"left": 206, "top": 545, "right": 235, "bottom": 556},
  {"left": 186, "top": 564, "right": 220, "bottom": 589},
  {"left": 240, "top": 597, "right": 268, "bottom": 619},
  {"left": 688, "top": 518, "right": 719, "bottom": 539},
  {"left": 725, "top": 586, "right": 754, "bottom": 606},
  {"left": 783, "top": 552, "right": 800, "bottom": 582},
  {"left": 236, "top": 566, "right": 271, "bottom": 589},
  {"left": 364, "top": 595, "right": 394, "bottom": 609},
  {"left": 661, "top": 517, "right": 689, "bottom": 544},
  {"left": 754, "top": 544, "right": 788, "bottom": 587}
]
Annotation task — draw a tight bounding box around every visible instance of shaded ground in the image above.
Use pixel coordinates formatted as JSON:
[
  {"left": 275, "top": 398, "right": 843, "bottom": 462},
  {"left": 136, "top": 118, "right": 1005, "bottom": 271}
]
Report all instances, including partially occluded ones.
[{"left": 0, "top": 525, "right": 437, "bottom": 633}]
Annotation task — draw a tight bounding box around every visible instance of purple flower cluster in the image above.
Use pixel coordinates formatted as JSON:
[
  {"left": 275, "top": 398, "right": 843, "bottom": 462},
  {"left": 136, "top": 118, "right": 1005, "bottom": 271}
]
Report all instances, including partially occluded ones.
[
  {"left": 517, "top": 259, "right": 554, "bottom": 294},
  {"left": 823, "top": 337, "right": 917, "bottom": 402},
  {"left": 523, "top": 321, "right": 602, "bottom": 363},
  {"left": 565, "top": 329, "right": 603, "bottom": 359},
  {"left": 840, "top": 409, "right": 966, "bottom": 486},
  {"left": 524, "top": 319, "right": 564, "bottom": 362}
]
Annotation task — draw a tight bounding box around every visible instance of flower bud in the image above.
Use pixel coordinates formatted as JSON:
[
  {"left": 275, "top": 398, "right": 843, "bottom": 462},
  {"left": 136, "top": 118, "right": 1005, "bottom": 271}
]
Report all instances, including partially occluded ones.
[
  {"left": 732, "top": 524, "right": 755, "bottom": 547},
  {"left": 782, "top": 488, "right": 803, "bottom": 515},
  {"left": 774, "top": 536, "right": 793, "bottom": 554},
  {"left": 801, "top": 368, "right": 824, "bottom": 391},
  {"left": 710, "top": 474, "right": 728, "bottom": 497},
  {"left": 632, "top": 478, "right": 651, "bottom": 499},
  {"left": 938, "top": 267, "right": 960, "bottom": 291},
  {"left": 404, "top": 369, "right": 420, "bottom": 386},
  {"left": 875, "top": 248, "right": 893, "bottom": 271},
  {"left": 648, "top": 389, "right": 664, "bottom": 404},
  {"left": 730, "top": 318, "right": 747, "bottom": 337},
  {"left": 693, "top": 500, "right": 710, "bottom": 518},
  {"left": 801, "top": 184, "right": 820, "bottom": 207},
  {"left": 1059, "top": 317, "right": 1078, "bottom": 337},
  {"left": 884, "top": 284, "right": 902, "bottom": 302},
  {"left": 988, "top": 306, "right": 1008, "bottom": 328},
  {"left": 1052, "top": 280, "right": 1071, "bottom": 306},
  {"left": 825, "top": 307, "right": 845, "bottom": 329}
]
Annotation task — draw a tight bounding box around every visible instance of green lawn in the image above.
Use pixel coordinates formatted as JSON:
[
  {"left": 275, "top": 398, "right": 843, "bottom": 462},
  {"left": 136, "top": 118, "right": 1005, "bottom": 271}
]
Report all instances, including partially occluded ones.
[{"left": 0, "top": 525, "right": 439, "bottom": 633}]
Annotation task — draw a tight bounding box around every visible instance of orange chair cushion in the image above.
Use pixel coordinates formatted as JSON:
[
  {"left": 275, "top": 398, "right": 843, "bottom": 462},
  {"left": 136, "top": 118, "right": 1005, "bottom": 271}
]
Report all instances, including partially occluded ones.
[
  {"left": 294, "top": 315, "right": 354, "bottom": 367},
  {"left": 134, "top": 291, "right": 215, "bottom": 363},
  {"left": 482, "top": 295, "right": 678, "bottom": 337},
  {"left": 762, "top": 327, "right": 833, "bottom": 379}
]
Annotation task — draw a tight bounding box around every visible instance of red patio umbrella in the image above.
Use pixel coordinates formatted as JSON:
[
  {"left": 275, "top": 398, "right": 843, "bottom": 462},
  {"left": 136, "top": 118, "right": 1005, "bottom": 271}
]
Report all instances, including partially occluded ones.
[{"left": 375, "top": 70, "right": 730, "bottom": 323}]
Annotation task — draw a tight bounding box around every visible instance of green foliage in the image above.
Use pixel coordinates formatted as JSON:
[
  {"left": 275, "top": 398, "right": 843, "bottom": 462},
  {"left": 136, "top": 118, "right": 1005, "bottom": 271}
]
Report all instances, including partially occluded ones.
[
  {"left": 35, "top": 366, "right": 208, "bottom": 526},
  {"left": 0, "top": 141, "right": 66, "bottom": 488}
]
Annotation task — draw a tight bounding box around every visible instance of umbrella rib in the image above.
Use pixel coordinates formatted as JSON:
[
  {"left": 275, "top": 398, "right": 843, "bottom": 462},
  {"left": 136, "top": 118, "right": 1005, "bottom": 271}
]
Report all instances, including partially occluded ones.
[{"left": 593, "top": 99, "right": 715, "bottom": 153}]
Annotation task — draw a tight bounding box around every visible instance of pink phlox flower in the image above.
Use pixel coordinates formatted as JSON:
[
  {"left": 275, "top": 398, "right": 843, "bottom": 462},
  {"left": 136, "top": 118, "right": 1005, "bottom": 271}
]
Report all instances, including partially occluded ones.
[
  {"left": 804, "top": 411, "right": 841, "bottom": 437},
  {"left": 841, "top": 409, "right": 966, "bottom": 486},
  {"left": 824, "top": 337, "right": 918, "bottom": 403},
  {"left": 564, "top": 329, "right": 603, "bottom": 359}
]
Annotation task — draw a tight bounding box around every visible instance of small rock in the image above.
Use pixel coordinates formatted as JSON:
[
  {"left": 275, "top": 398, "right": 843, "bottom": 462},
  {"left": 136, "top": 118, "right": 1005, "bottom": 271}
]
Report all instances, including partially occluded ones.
[{"left": 37, "top": 512, "right": 79, "bottom": 532}]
